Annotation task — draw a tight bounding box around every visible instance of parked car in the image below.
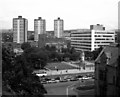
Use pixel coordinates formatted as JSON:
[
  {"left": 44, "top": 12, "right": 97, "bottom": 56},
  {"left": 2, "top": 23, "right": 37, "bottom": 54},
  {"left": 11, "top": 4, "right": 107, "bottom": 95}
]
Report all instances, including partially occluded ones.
[
  {"left": 41, "top": 80, "right": 47, "bottom": 84},
  {"left": 64, "top": 75, "right": 72, "bottom": 81},
  {"left": 70, "top": 77, "right": 78, "bottom": 81},
  {"left": 45, "top": 78, "right": 51, "bottom": 81},
  {"left": 55, "top": 77, "right": 60, "bottom": 80},
  {"left": 76, "top": 75, "right": 83, "bottom": 78},
  {"left": 82, "top": 76, "right": 91, "bottom": 80},
  {"left": 47, "top": 79, "right": 57, "bottom": 83},
  {"left": 66, "top": 78, "right": 71, "bottom": 81},
  {"left": 60, "top": 79, "right": 68, "bottom": 82},
  {"left": 54, "top": 77, "right": 61, "bottom": 82},
  {"left": 76, "top": 75, "right": 83, "bottom": 80}
]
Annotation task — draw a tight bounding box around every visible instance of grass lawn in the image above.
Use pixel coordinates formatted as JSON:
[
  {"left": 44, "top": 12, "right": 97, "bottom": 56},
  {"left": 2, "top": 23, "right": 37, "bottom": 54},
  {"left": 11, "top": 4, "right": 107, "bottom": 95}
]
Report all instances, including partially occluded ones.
[{"left": 45, "top": 62, "right": 77, "bottom": 70}]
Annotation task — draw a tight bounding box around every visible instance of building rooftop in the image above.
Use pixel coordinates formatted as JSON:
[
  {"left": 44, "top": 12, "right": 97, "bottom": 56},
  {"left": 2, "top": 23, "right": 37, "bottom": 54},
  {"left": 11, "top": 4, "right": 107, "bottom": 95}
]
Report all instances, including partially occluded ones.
[{"left": 95, "top": 43, "right": 119, "bottom": 67}]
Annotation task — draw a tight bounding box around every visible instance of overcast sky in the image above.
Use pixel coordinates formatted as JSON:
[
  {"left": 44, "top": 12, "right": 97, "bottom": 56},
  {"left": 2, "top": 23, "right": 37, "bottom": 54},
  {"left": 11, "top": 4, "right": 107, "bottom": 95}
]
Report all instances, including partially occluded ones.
[{"left": 0, "top": 0, "right": 119, "bottom": 31}]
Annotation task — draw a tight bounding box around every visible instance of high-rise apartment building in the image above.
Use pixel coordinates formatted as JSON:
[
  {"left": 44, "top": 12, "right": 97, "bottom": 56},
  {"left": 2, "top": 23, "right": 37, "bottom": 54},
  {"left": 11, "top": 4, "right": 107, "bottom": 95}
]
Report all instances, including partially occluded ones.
[
  {"left": 34, "top": 17, "right": 46, "bottom": 41},
  {"left": 54, "top": 17, "right": 64, "bottom": 38},
  {"left": 13, "top": 16, "right": 28, "bottom": 44}
]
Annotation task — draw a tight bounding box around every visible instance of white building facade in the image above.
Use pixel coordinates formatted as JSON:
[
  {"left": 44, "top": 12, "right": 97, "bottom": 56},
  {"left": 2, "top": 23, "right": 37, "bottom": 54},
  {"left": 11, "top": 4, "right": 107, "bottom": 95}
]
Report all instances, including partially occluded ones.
[
  {"left": 13, "top": 16, "right": 28, "bottom": 43},
  {"left": 71, "top": 29, "right": 115, "bottom": 52},
  {"left": 34, "top": 17, "right": 46, "bottom": 41},
  {"left": 54, "top": 17, "right": 64, "bottom": 38}
]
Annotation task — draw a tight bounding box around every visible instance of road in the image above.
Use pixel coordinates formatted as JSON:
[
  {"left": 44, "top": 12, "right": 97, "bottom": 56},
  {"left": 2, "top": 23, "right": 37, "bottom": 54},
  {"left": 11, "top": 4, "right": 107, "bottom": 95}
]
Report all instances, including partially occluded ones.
[
  {"left": 44, "top": 80, "right": 79, "bottom": 96},
  {"left": 44, "top": 79, "right": 94, "bottom": 96}
]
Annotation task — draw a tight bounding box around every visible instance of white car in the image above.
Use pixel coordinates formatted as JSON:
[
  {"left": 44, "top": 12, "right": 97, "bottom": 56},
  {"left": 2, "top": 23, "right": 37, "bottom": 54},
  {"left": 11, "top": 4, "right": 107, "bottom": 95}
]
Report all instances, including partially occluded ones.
[
  {"left": 82, "top": 76, "right": 92, "bottom": 80},
  {"left": 36, "top": 72, "right": 47, "bottom": 77},
  {"left": 47, "top": 79, "right": 57, "bottom": 83},
  {"left": 55, "top": 80, "right": 60, "bottom": 82}
]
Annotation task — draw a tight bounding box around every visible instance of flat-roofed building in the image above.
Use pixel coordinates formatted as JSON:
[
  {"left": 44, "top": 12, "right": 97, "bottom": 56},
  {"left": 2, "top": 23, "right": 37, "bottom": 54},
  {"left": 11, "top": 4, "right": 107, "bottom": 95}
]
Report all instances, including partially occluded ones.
[
  {"left": 34, "top": 17, "right": 46, "bottom": 41},
  {"left": 90, "top": 24, "right": 105, "bottom": 30},
  {"left": 13, "top": 16, "right": 28, "bottom": 43},
  {"left": 54, "top": 17, "right": 64, "bottom": 38},
  {"left": 71, "top": 29, "right": 115, "bottom": 52}
]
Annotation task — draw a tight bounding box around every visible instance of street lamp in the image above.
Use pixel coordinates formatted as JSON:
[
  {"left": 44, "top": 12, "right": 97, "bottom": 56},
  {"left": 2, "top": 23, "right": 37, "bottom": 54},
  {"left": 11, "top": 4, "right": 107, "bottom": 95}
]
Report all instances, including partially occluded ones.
[
  {"left": 66, "top": 85, "right": 71, "bottom": 97},
  {"left": 66, "top": 84, "right": 76, "bottom": 97}
]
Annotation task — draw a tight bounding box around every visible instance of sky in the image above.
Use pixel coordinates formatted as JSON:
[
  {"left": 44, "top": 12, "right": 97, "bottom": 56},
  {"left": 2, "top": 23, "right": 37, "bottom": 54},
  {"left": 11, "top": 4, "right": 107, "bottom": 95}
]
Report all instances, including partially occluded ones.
[{"left": 0, "top": 0, "right": 119, "bottom": 31}]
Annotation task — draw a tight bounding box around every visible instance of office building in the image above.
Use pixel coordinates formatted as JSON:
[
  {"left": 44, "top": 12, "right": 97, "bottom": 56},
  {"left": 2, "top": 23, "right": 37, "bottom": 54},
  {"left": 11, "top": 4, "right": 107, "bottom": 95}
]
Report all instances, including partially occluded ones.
[
  {"left": 90, "top": 24, "right": 105, "bottom": 30},
  {"left": 95, "top": 43, "right": 120, "bottom": 96},
  {"left": 13, "top": 16, "right": 28, "bottom": 43},
  {"left": 71, "top": 28, "right": 115, "bottom": 52},
  {"left": 34, "top": 17, "right": 46, "bottom": 41},
  {"left": 54, "top": 17, "right": 64, "bottom": 38}
]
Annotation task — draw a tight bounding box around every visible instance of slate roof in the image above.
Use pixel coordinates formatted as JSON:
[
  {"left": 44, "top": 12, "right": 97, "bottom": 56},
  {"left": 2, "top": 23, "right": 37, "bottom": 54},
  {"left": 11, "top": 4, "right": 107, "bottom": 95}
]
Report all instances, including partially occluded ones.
[{"left": 95, "top": 43, "right": 119, "bottom": 67}]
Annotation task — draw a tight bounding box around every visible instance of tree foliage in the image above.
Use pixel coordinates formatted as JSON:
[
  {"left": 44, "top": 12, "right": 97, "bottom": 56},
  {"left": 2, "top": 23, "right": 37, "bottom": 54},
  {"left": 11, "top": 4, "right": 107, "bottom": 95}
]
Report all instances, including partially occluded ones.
[
  {"left": 2, "top": 44, "right": 47, "bottom": 96},
  {"left": 23, "top": 47, "right": 48, "bottom": 69},
  {"left": 21, "top": 42, "right": 31, "bottom": 51}
]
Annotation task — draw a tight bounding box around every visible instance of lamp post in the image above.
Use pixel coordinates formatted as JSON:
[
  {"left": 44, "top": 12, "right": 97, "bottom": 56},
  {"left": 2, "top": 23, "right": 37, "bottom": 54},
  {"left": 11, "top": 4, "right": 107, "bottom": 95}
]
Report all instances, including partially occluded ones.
[
  {"left": 66, "top": 83, "right": 76, "bottom": 97},
  {"left": 66, "top": 85, "right": 72, "bottom": 97}
]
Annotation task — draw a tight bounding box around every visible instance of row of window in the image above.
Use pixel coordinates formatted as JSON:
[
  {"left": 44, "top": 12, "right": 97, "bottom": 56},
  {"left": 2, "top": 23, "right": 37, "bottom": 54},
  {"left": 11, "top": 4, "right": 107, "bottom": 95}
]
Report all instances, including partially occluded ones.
[
  {"left": 71, "top": 41, "right": 91, "bottom": 43},
  {"left": 71, "top": 35, "right": 91, "bottom": 37},
  {"left": 95, "top": 38, "right": 114, "bottom": 40},
  {"left": 95, "top": 32, "right": 114, "bottom": 34},
  {"left": 95, "top": 42, "right": 114, "bottom": 43},
  {"left": 73, "top": 46, "right": 91, "bottom": 50},
  {"left": 71, "top": 43, "right": 91, "bottom": 47},
  {"left": 94, "top": 35, "right": 113, "bottom": 37},
  {"left": 71, "top": 32, "right": 91, "bottom": 34},
  {"left": 71, "top": 38, "right": 91, "bottom": 40}
]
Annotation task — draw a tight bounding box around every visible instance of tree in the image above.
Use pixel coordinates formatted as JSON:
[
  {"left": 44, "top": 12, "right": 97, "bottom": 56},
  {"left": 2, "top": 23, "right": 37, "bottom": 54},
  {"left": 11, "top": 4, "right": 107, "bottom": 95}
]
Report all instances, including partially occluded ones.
[
  {"left": 63, "top": 52, "right": 71, "bottom": 61},
  {"left": 2, "top": 44, "right": 47, "bottom": 96},
  {"left": 70, "top": 52, "right": 80, "bottom": 61},
  {"left": 21, "top": 42, "right": 31, "bottom": 51},
  {"left": 23, "top": 47, "right": 48, "bottom": 69},
  {"left": 70, "top": 47, "right": 76, "bottom": 54}
]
